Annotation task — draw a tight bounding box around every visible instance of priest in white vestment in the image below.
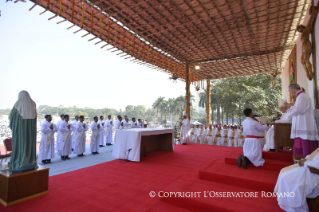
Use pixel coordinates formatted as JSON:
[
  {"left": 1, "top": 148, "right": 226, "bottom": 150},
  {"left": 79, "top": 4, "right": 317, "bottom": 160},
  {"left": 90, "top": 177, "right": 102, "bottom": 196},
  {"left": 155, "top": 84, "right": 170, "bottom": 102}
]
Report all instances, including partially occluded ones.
[
  {"left": 285, "top": 84, "right": 319, "bottom": 160},
  {"left": 200, "top": 126, "right": 208, "bottom": 144},
  {"left": 39, "top": 115, "right": 57, "bottom": 164},
  {"left": 238, "top": 108, "right": 268, "bottom": 169},
  {"left": 264, "top": 106, "right": 292, "bottom": 151},
  {"left": 233, "top": 127, "right": 241, "bottom": 147},
  {"left": 137, "top": 119, "right": 143, "bottom": 128},
  {"left": 227, "top": 127, "right": 234, "bottom": 147},
  {"left": 131, "top": 118, "right": 137, "bottom": 128},
  {"left": 57, "top": 115, "right": 72, "bottom": 160},
  {"left": 55, "top": 114, "right": 64, "bottom": 151},
  {"left": 71, "top": 115, "right": 79, "bottom": 151},
  {"left": 105, "top": 115, "right": 114, "bottom": 146},
  {"left": 90, "top": 116, "right": 100, "bottom": 154},
  {"left": 122, "top": 115, "right": 129, "bottom": 129},
  {"left": 98, "top": 116, "right": 105, "bottom": 147},
  {"left": 115, "top": 116, "right": 122, "bottom": 129},
  {"left": 274, "top": 148, "right": 319, "bottom": 212},
  {"left": 74, "top": 116, "right": 88, "bottom": 156},
  {"left": 189, "top": 125, "right": 196, "bottom": 143},
  {"left": 180, "top": 112, "right": 190, "bottom": 145}
]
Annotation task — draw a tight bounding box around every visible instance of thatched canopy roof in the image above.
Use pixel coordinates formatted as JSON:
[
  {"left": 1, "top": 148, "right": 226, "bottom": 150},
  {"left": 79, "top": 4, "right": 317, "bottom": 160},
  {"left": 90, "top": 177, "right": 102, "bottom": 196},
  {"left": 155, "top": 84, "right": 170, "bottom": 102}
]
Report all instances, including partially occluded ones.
[{"left": 28, "top": 0, "right": 310, "bottom": 81}]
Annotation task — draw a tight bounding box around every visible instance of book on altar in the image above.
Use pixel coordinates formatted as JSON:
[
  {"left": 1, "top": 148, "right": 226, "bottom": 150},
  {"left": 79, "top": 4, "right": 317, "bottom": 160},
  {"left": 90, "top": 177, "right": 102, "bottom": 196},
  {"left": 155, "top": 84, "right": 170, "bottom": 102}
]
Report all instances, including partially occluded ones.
[
  {"left": 255, "top": 117, "right": 270, "bottom": 125},
  {"left": 278, "top": 97, "right": 287, "bottom": 107}
]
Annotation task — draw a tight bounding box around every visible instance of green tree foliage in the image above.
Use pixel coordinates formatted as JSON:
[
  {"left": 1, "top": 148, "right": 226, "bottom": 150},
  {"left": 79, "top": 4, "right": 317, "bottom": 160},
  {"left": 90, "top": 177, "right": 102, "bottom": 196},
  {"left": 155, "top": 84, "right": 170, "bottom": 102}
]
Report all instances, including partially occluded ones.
[{"left": 199, "top": 74, "right": 282, "bottom": 124}]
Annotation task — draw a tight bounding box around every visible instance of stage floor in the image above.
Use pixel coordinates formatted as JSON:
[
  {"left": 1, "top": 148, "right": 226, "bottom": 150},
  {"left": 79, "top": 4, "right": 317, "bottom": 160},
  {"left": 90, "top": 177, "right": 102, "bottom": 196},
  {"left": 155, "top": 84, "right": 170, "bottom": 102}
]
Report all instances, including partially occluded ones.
[{"left": 0, "top": 144, "right": 289, "bottom": 212}]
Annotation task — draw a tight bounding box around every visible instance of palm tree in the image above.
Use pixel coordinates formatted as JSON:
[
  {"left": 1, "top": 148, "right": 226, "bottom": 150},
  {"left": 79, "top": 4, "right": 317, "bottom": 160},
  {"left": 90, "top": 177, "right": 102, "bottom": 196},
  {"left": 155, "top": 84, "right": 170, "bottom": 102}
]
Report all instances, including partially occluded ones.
[
  {"left": 198, "top": 87, "right": 220, "bottom": 124},
  {"left": 152, "top": 96, "right": 165, "bottom": 122}
]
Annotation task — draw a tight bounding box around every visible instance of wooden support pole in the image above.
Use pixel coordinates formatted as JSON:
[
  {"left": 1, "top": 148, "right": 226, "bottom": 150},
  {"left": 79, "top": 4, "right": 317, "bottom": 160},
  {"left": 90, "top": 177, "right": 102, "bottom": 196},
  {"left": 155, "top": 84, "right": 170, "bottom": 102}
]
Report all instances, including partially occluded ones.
[
  {"left": 57, "top": 19, "right": 67, "bottom": 24},
  {"left": 185, "top": 64, "right": 191, "bottom": 120},
  {"left": 206, "top": 79, "right": 211, "bottom": 125},
  {"left": 95, "top": 40, "right": 103, "bottom": 45},
  {"left": 29, "top": 3, "right": 37, "bottom": 11}
]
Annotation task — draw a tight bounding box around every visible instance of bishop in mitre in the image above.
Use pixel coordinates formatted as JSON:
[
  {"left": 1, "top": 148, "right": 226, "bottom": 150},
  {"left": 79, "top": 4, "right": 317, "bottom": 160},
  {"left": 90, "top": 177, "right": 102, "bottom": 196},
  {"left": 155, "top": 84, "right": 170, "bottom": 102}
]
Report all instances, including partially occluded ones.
[
  {"left": 9, "top": 91, "right": 38, "bottom": 171},
  {"left": 180, "top": 112, "right": 190, "bottom": 145}
]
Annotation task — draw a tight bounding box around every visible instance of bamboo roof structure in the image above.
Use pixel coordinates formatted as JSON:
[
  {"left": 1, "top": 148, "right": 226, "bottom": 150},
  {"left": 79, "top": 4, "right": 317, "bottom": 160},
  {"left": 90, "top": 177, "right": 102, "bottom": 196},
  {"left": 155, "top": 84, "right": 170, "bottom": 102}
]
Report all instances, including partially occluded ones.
[{"left": 27, "top": 0, "right": 310, "bottom": 81}]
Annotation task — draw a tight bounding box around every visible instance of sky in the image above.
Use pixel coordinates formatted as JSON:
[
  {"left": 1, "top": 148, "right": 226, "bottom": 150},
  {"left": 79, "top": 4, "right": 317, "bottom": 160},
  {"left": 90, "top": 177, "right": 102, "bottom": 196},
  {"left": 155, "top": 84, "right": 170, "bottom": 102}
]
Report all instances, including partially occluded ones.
[{"left": 0, "top": 1, "right": 197, "bottom": 111}]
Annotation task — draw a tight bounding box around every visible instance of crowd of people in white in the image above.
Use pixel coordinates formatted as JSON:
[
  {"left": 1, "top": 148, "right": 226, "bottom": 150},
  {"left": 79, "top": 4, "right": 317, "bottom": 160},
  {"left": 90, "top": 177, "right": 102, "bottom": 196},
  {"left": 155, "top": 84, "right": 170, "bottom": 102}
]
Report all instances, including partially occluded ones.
[{"left": 39, "top": 114, "right": 145, "bottom": 164}]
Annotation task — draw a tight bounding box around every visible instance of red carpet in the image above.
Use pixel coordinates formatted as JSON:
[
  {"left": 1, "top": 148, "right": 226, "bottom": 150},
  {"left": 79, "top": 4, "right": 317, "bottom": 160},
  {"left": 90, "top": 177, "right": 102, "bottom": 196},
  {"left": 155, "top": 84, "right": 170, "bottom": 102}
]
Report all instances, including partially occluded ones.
[{"left": 0, "top": 144, "right": 288, "bottom": 212}]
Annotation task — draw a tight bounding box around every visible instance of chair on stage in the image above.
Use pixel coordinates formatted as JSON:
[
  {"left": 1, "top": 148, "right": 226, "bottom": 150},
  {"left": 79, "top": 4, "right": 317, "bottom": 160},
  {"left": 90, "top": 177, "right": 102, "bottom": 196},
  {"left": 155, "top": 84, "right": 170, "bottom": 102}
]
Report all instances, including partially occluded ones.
[{"left": 1, "top": 138, "right": 12, "bottom": 163}]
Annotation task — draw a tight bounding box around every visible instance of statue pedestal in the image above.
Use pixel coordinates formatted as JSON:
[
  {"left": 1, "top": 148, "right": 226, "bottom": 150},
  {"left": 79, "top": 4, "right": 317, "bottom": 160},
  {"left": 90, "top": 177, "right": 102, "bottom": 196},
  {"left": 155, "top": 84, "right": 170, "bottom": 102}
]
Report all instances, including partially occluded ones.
[{"left": 0, "top": 165, "right": 49, "bottom": 206}]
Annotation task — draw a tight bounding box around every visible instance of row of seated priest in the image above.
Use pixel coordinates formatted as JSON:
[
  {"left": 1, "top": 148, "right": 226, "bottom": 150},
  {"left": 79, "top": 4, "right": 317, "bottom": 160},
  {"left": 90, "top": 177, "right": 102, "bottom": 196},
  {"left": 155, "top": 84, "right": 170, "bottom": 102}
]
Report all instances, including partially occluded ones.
[
  {"left": 188, "top": 125, "right": 246, "bottom": 147},
  {"left": 186, "top": 104, "right": 292, "bottom": 149}
]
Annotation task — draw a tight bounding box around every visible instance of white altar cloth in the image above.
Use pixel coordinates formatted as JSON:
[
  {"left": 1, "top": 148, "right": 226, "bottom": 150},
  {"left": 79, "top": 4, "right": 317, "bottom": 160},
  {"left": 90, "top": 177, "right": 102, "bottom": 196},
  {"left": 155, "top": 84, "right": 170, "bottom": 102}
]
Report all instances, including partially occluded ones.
[{"left": 112, "top": 128, "right": 174, "bottom": 162}]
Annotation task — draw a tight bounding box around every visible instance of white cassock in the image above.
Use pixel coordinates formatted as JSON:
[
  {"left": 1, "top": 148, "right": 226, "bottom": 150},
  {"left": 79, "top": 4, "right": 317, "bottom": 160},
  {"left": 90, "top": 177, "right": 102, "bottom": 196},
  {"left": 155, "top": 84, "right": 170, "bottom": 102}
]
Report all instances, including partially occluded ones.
[
  {"left": 55, "top": 119, "right": 64, "bottom": 151},
  {"left": 115, "top": 120, "right": 121, "bottom": 129},
  {"left": 180, "top": 118, "right": 190, "bottom": 143},
  {"left": 39, "top": 120, "right": 57, "bottom": 160},
  {"left": 207, "top": 129, "right": 216, "bottom": 145},
  {"left": 243, "top": 117, "right": 268, "bottom": 166},
  {"left": 264, "top": 112, "right": 292, "bottom": 151},
  {"left": 219, "top": 129, "right": 227, "bottom": 146},
  {"left": 274, "top": 148, "right": 319, "bottom": 212},
  {"left": 58, "top": 121, "right": 72, "bottom": 156},
  {"left": 227, "top": 129, "right": 233, "bottom": 147},
  {"left": 199, "top": 129, "right": 207, "bottom": 144},
  {"left": 74, "top": 121, "right": 88, "bottom": 155},
  {"left": 105, "top": 119, "right": 114, "bottom": 144},
  {"left": 194, "top": 128, "right": 200, "bottom": 142},
  {"left": 233, "top": 129, "right": 241, "bottom": 147},
  {"left": 131, "top": 122, "right": 137, "bottom": 128},
  {"left": 97, "top": 120, "right": 105, "bottom": 145},
  {"left": 189, "top": 128, "right": 196, "bottom": 143},
  {"left": 90, "top": 122, "right": 100, "bottom": 153},
  {"left": 71, "top": 120, "right": 79, "bottom": 150},
  {"left": 122, "top": 120, "right": 129, "bottom": 128},
  {"left": 137, "top": 122, "right": 142, "bottom": 128},
  {"left": 289, "top": 91, "right": 319, "bottom": 141}
]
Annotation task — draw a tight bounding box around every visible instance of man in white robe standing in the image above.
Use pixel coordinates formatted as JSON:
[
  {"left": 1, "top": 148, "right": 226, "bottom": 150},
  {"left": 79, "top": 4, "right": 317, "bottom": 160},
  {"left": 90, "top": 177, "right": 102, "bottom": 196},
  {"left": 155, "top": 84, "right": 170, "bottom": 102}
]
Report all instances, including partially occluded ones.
[
  {"left": 98, "top": 116, "right": 105, "bottom": 147},
  {"left": 137, "top": 119, "right": 143, "bottom": 128},
  {"left": 74, "top": 116, "right": 88, "bottom": 157},
  {"left": 238, "top": 108, "right": 268, "bottom": 169},
  {"left": 131, "top": 118, "right": 137, "bottom": 128},
  {"left": 285, "top": 83, "right": 319, "bottom": 160},
  {"left": 105, "top": 115, "right": 114, "bottom": 146},
  {"left": 39, "top": 115, "right": 57, "bottom": 164},
  {"left": 71, "top": 115, "right": 79, "bottom": 151},
  {"left": 122, "top": 115, "right": 129, "bottom": 128},
  {"left": 55, "top": 114, "right": 64, "bottom": 151},
  {"left": 180, "top": 112, "right": 190, "bottom": 145},
  {"left": 115, "top": 115, "right": 122, "bottom": 129},
  {"left": 274, "top": 148, "right": 319, "bottom": 212},
  {"left": 264, "top": 106, "right": 292, "bottom": 151},
  {"left": 58, "top": 115, "right": 72, "bottom": 160},
  {"left": 90, "top": 116, "right": 100, "bottom": 155}
]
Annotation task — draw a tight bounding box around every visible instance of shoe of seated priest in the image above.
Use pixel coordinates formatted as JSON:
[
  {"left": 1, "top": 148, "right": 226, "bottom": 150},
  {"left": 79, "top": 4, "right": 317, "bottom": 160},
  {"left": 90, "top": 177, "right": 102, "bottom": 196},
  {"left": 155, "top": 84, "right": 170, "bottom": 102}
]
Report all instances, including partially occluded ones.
[
  {"left": 42, "top": 160, "right": 47, "bottom": 164},
  {"left": 46, "top": 159, "right": 51, "bottom": 163}
]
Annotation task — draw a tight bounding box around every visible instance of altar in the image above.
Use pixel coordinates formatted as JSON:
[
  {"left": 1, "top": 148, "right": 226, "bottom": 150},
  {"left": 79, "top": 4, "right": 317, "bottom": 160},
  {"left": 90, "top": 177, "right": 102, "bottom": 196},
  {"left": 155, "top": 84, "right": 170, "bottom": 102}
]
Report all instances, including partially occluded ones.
[{"left": 112, "top": 128, "right": 174, "bottom": 162}]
